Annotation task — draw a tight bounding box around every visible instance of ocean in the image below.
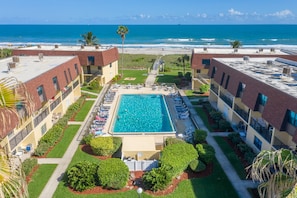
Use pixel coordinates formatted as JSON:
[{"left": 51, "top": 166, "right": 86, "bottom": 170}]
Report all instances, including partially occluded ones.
[{"left": 1, "top": 24, "right": 297, "bottom": 48}]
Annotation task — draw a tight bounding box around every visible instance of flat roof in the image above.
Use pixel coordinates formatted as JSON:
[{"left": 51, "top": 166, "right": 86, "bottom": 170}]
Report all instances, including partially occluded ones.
[
  {"left": 19, "top": 45, "right": 114, "bottom": 52},
  {"left": 214, "top": 57, "right": 297, "bottom": 98},
  {"left": 0, "top": 56, "right": 75, "bottom": 82},
  {"left": 193, "top": 47, "right": 289, "bottom": 55}
]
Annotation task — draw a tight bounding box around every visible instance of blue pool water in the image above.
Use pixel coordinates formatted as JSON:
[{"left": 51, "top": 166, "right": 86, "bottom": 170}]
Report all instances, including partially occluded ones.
[{"left": 112, "top": 94, "right": 175, "bottom": 133}]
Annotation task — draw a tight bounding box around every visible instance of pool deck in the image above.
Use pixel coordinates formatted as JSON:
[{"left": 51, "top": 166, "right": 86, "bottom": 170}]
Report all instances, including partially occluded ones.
[{"left": 99, "top": 85, "right": 195, "bottom": 139}]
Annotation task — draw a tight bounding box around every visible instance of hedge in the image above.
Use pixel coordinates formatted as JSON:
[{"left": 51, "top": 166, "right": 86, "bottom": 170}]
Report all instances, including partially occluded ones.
[
  {"left": 194, "top": 129, "right": 208, "bottom": 144},
  {"left": 189, "top": 159, "right": 206, "bottom": 173},
  {"left": 165, "top": 137, "right": 185, "bottom": 146},
  {"left": 66, "top": 161, "right": 99, "bottom": 192},
  {"left": 22, "top": 158, "right": 38, "bottom": 176},
  {"left": 160, "top": 142, "right": 198, "bottom": 177},
  {"left": 90, "top": 137, "right": 122, "bottom": 156},
  {"left": 97, "top": 158, "right": 129, "bottom": 189}
]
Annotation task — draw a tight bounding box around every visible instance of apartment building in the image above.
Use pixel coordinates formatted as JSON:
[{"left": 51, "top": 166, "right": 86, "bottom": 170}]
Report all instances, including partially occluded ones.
[
  {"left": 208, "top": 56, "right": 297, "bottom": 152},
  {"left": 0, "top": 55, "right": 81, "bottom": 154},
  {"left": 13, "top": 45, "right": 119, "bottom": 84},
  {"left": 191, "top": 47, "right": 297, "bottom": 91}
]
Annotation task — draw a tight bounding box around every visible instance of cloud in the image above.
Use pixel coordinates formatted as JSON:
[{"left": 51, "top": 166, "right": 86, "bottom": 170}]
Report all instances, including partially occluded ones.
[
  {"left": 139, "top": 14, "right": 150, "bottom": 19},
  {"left": 228, "top": 8, "right": 244, "bottom": 16},
  {"left": 269, "top": 9, "right": 294, "bottom": 18}
]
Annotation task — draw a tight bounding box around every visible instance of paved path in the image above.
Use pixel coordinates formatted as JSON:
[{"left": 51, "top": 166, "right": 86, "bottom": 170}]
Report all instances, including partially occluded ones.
[
  {"left": 179, "top": 89, "right": 257, "bottom": 198},
  {"left": 38, "top": 84, "right": 110, "bottom": 198},
  {"left": 145, "top": 56, "right": 163, "bottom": 87}
]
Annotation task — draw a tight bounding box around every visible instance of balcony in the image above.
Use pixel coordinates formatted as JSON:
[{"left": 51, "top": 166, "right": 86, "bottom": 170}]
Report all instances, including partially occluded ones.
[
  {"left": 219, "top": 92, "right": 233, "bottom": 108},
  {"left": 234, "top": 104, "right": 249, "bottom": 122},
  {"left": 250, "top": 117, "right": 272, "bottom": 143},
  {"left": 210, "top": 84, "right": 219, "bottom": 95}
]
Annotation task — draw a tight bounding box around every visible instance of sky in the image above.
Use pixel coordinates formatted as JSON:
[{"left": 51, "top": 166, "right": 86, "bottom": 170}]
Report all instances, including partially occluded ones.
[{"left": 1, "top": 0, "right": 297, "bottom": 24}]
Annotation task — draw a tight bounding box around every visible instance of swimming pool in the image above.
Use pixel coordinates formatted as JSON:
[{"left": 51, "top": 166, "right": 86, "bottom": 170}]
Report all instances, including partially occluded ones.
[{"left": 112, "top": 94, "right": 175, "bottom": 133}]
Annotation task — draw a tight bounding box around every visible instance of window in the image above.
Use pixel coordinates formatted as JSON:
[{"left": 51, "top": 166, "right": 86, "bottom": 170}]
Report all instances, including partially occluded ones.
[
  {"left": 220, "top": 72, "right": 225, "bottom": 85},
  {"left": 74, "top": 64, "right": 79, "bottom": 75},
  {"left": 287, "top": 110, "right": 297, "bottom": 127},
  {"left": 37, "top": 85, "right": 46, "bottom": 103},
  {"left": 88, "top": 56, "right": 95, "bottom": 65},
  {"left": 236, "top": 82, "right": 246, "bottom": 97},
  {"left": 257, "top": 93, "right": 268, "bottom": 106},
  {"left": 196, "top": 69, "right": 201, "bottom": 73},
  {"left": 68, "top": 68, "right": 73, "bottom": 81},
  {"left": 211, "top": 67, "right": 217, "bottom": 78},
  {"left": 64, "top": 71, "right": 69, "bottom": 84},
  {"left": 253, "top": 136, "right": 262, "bottom": 150},
  {"left": 41, "top": 124, "right": 47, "bottom": 135},
  {"left": 110, "top": 63, "right": 112, "bottom": 68},
  {"left": 52, "top": 76, "right": 59, "bottom": 91},
  {"left": 225, "top": 75, "right": 230, "bottom": 89},
  {"left": 202, "top": 59, "right": 210, "bottom": 65}
]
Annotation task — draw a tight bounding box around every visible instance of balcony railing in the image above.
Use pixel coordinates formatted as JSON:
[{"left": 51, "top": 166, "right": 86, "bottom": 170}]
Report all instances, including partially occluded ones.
[
  {"left": 210, "top": 84, "right": 219, "bottom": 95},
  {"left": 219, "top": 92, "right": 233, "bottom": 108},
  {"left": 234, "top": 104, "right": 249, "bottom": 122},
  {"left": 250, "top": 117, "right": 272, "bottom": 143}
]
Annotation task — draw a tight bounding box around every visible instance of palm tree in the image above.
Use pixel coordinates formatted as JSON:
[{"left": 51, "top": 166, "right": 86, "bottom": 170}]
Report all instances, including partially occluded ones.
[
  {"left": 0, "top": 150, "right": 29, "bottom": 198},
  {"left": 0, "top": 76, "right": 33, "bottom": 198},
  {"left": 116, "top": 25, "right": 129, "bottom": 77},
  {"left": 248, "top": 149, "right": 297, "bottom": 198},
  {"left": 230, "top": 40, "right": 242, "bottom": 49},
  {"left": 177, "top": 54, "right": 190, "bottom": 75},
  {"left": 79, "top": 32, "right": 99, "bottom": 46}
]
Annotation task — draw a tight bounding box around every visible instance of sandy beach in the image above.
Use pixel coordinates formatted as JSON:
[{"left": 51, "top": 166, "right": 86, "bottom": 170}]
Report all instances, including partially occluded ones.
[{"left": 122, "top": 47, "right": 192, "bottom": 55}]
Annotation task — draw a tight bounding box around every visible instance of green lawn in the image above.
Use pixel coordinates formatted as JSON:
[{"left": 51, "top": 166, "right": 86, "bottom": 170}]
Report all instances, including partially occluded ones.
[
  {"left": 73, "top": 100, "right": 95, "bottom": 121},
  {"left": 46, "top": 125, "right": 80, "bottom": 158},
  {"left": 117, "top": 69, "right": 148, "bottom": 84},
  {"left": 81, "top": 86, "right": 102, "bottom": 94},
  {"left": 81, "top": 92, "right": 98, "bottom": 98},
  {"left": 54, "top": 147, "right": 238, "bottom": 198},
  {"left": 194, "top": 107, "right": 214, "bottom": 131},
  {"left": 213, "top": 136, "right": 247, "bottom": 180},
  {"left": 28, "top": 164, "right": 57, "bottom": 198}
]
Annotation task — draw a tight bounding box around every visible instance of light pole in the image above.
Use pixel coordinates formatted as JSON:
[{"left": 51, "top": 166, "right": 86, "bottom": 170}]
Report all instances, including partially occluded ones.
[{"left": 137, "top": 187, "right": 143, "bottom": 198}]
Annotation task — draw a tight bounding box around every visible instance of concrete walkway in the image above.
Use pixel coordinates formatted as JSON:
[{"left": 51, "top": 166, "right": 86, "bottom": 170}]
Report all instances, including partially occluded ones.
[
  {"left": 38, "top": 84, "right": 110, "bottom": 198},
  {"left": 145, "top": 56, "right": 163, "bottom": 87},
  {"left": 179, "top": 89, "right": 257, "bottom": 198}
]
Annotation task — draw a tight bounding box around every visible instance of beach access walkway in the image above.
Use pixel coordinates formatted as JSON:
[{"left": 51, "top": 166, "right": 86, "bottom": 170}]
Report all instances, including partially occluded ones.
[{"left": 145, "top": 56, "right": 163, "bottom": 87}]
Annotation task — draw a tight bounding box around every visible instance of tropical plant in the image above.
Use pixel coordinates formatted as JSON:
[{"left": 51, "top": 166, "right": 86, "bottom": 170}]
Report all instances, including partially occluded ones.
[
  {"left": 66, "top": 161, "right": 98, "bottom": 192},
  {"left": 230, "top": 40, "right": 242, "bottom": 49},
  {"left": 0, "top": 150, "right": 29, "bottom": 198},
  {"left": 177, "top": 54, "right": 190, "bottom": 75},
  {"left": 97, "top": 158, "right": 129, "bottom": 189},
  {"left": 116, "top": 25, "right": 129, "bottom": 76},
  {"left": 79, "top": 32, "right": 99, "bottom": 46},
  {"left": 199, "top": 84, "right": 210, "bottom": 94},
  {"left": 0, "top": 77, "right": 34, "bottom": 136},
  {"left": 22, "top": 158, "right": 38, "bottom": 176},
  {"left": 248, "top": 149, "right": 297, "bottom": 198},
  {"left": 142, "top": 165, "right": 173, "bottom": 192}
]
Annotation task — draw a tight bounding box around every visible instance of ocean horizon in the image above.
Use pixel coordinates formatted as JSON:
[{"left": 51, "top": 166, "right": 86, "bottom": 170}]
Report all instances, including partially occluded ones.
[{"left": 1, "top": 24, "right": 297, "bottom": 49}]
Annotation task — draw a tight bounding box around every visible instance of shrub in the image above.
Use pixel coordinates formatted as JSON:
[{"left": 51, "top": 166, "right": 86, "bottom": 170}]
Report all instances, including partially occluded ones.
[
  {"left": 160, "top": 142, "right": 198, "bottom": 177},
  {"left": 244, "top": 151, "right": 256, "bottom": 164},
  {"left": 189, "top": 160, "right": 206, "bottom": 172},
  {"left": 196, "top": 143, "right": 215, "bottom": 164},
  {"left": 81, "top": 133, "right": 94, "bottom": 145},
  {"left": 209, "top": 111, "right": 222, "bottom": 124},
  {"left": 165, "top": 137, "right": 185, "bottom": 146},
  {"left": 219, "top": 119, "right": 231, "bottom": 131},
  {"left": 194, "top": 129, "right": 208, "bottom": 144},
  {"left": 143, "top": 165, "right": 173, "bottom": 192},
  {"left": 22, "top": 158, "right": 38, "bottom": 176},
  {"left": 97, "top": 158, "right": 129, "bottom": 189},
  {"left": 237, "top": 142, "right": 252, "bottom": 154},
  {"left": 199, "top": 84, "right": 210, "bottom": 94},
  {"left": 34, "top": 142, "right": 51, "bottom": 157},
  {"left": 228, "top": 133, "right": 241, "bottom": 145},
  {"left": 90, "top": 137, "right": 122, "bottom": 156},
  {"left": 66, "top": 161, "right": 98, "bottom": 192}
]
